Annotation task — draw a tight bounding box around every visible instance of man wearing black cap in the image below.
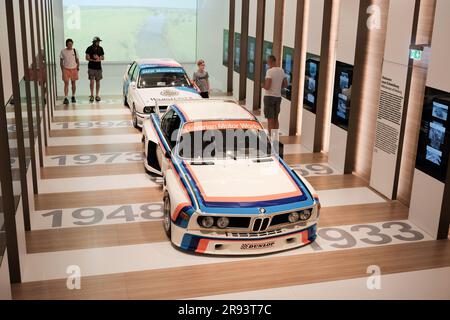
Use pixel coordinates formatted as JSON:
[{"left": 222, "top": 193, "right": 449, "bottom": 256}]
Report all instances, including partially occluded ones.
[{"left": 85, "top": 36, "right": 105, "bottom": 102}]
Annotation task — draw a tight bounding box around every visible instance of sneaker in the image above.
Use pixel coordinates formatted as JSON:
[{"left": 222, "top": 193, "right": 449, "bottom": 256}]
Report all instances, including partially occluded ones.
[
  {"left": 89, "top": 96, "right": 94, "bottom": 102},
  {"left": 95, "top": 96, "right": 101, "bottom": 102},
  {"left": 71, "top": 96, "right": 76, "bottom": 103},
  {"left": 63, "top": 98, "right": 69, "bottom": 105}
]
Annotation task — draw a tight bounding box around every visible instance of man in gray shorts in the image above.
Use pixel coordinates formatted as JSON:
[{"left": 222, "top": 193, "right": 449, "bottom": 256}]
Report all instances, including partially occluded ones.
[
  {"left": 85, "top": 37, "right": 105, "bottom": 102},
  {"left": 263, "top": 55, "right": 288, "bottom": 135}
]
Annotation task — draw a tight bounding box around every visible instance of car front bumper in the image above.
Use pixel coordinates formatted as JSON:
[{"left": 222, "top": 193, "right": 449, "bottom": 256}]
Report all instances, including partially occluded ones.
[
  {"left": 174, "top": 224, "right": 317, "bottom": 255},
  {"left": 136, "top": 111, "right": 151, "bottom": 128}
]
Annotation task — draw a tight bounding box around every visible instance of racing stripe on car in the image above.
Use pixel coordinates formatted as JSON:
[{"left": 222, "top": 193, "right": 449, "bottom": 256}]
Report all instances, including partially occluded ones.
[
  {"left": 196, "top": 239, "right": 210, "bottom": 254},
  {"left": 149, "top": 115, "right": 170, "bottom": 153}
]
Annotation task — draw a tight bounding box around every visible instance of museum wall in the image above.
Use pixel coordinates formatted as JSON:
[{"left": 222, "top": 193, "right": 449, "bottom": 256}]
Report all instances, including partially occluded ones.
[
  {"left": 397, "top": 0, "right": 437, "bottom": 206},
  {"left": 197, "top": 0, "right": 229, "bottom": 93}
]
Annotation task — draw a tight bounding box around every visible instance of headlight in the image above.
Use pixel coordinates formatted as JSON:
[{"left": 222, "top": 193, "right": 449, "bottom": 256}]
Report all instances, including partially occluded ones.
[
  {"left": 200, "top": 216, "right": 214, "bottom": 228},
  {"left": 299, "top": 210, "right": 312, "bottom": 221},
  {"left": 288, "top": 212, "right": 300, "bottom": 223},
  {"left": 143, "top": 106, "right": 154, "bottom": 114},
  {"left": 217, "top": 217, "right": 230, "bottom": 229}
]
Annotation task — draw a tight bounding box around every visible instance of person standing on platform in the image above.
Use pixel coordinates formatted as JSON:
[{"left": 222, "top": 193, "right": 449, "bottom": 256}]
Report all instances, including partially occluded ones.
[
  {"left": 85, "top": 36, "right": 105, "bottom": 102},
  {"left": 193, "top": 59, "right": 211, "bottom": 99},
  {"left": 263, "top": 55, "right": 288, "bottom": 135},
  {"left": 60, "top": 38, "right": 80, "bottom": 105}
]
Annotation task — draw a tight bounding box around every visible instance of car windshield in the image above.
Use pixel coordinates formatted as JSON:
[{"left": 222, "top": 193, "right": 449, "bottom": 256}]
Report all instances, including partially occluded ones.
[
  {"left": 177, "top": 121, "right": 273, "bottom": 160},
  {"left": 138, "top": 67, "right": 191, "bottom": 89}
]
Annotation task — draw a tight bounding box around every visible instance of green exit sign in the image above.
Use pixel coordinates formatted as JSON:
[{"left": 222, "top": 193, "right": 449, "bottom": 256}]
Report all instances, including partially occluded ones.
[{"left": 410, "top": 49, "right": 423, "bottom": 61}]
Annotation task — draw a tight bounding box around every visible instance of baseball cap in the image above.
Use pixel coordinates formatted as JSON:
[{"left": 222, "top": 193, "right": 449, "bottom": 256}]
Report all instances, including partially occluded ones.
[{"left": 92, "top": 36, "right": 102, "bottom": 42}]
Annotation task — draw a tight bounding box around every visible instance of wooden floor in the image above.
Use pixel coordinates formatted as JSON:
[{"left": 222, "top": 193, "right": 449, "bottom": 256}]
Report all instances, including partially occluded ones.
[
  {"left": 10, "top": 98, "right": 450, "bottom": 300},
  {"left": 13, "top": 240, "right": 450, "bottom": 300}
]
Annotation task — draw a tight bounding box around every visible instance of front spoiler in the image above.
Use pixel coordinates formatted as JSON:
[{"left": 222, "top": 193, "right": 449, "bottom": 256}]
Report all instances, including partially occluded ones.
[{"left": 174, "top": 224, "right": 317, "bottom": 256}]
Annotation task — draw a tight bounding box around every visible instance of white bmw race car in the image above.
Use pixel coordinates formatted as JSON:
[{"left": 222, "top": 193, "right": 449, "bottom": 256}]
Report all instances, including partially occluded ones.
[
  {"left": 123, "top": 59, "right": 202, "bottom": 128},
  {"left": 142, "top": 99, "right": 321, "bottom": 255}
]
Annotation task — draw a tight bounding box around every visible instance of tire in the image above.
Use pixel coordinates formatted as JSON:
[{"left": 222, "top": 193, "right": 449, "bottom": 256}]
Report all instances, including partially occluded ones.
[
  {"left": 163, "top": 194, "right": 172, "bottom": 238},
  {"left": 132, "top": 105, "right": 139, "bottom": 129},
  {"left": 124, "top": 94, "right": 129, "bottom": 107}
]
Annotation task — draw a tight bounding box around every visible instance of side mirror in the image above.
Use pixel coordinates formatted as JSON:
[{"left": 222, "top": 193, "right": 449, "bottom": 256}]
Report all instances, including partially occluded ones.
[
  {"left": 164, "top": 150, "right": 171, "bottom": 159},
  {"left": 130, "top": 82, "right": 137, "bottom": 90}
]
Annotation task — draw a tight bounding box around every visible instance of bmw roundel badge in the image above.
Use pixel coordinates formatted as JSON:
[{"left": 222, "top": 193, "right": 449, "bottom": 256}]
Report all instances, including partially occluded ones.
[{"left": 259, "top": 208, "right": 267, "bottom": 214}]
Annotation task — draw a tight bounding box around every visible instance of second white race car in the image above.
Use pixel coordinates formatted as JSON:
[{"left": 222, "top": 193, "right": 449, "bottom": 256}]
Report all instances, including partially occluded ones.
[{"left": 123, "top": 59, "right": 202, "bottom": 128}]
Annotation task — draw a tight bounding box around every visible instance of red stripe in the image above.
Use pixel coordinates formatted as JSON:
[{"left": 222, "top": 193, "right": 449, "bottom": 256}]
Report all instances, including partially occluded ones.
[
  {"left": 196, "top": 239, "right": 210, "bottom": 253},
  {"left": 172, "top": 203, "right": 190, "bottom": 221}
]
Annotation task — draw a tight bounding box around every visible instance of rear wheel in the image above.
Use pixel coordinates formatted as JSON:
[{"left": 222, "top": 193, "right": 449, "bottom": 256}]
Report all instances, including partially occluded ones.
[{"left": 163, "top": 195, "right": 172, "bottom": 238}]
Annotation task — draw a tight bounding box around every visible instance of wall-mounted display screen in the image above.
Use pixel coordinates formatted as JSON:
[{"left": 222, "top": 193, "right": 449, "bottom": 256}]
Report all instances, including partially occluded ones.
[
  {"left": 416, "top": 87, "right": 450, "bottom": 183},
  {"left": 304, "top": 53, "right": 320, "bottom": 113},
  {"left": 63, "top": 0, "right": 197, "bottom": 63},
  {"left": 223, "top": 29, "right": 229, "bottom": 67},
  {"left": 247, "top": 36, "right": 256, "bottom": 81},
  {"left": 331, "top": 61, "right": 354, "bottom": 131},
  {"left": 234, "top": 32, "right": 241, "bottom": 73},
  {"left": 282, "top": 46, "right": 294, "bottom": 101},
  {"left": 261, "top": 41, "right": 273, "bottom": 82}
]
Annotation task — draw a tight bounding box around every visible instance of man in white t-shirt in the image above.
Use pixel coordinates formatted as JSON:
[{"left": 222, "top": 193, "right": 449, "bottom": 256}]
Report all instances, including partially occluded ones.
[
  {"left": 263, "top": 55, "right": 288, "bottom": 135},
  {"left": 60, "top": 38, "right": 80, "bottom": 104}
]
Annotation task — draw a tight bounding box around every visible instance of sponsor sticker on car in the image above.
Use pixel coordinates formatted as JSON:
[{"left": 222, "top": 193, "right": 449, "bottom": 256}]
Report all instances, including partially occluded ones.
[{"left": 240, "top": 241, "right": 276, "bottom": 250}]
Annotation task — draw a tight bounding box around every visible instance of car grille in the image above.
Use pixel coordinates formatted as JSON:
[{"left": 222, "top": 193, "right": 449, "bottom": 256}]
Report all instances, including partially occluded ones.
[
  {"left": 227, "top": 229, "right": 284, "bottom": 238},
  {"left": 252, "top": 218, "right": 271, "bottom": 232}
]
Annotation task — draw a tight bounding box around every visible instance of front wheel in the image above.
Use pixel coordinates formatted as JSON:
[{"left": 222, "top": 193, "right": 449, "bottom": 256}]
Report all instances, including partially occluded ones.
[
  {"left": 132, "top": 106, "right": 139, "bottom": 129},
  {"left": 163, "top": 194, "right": 172, "bottom": 238},
  {"left": 124, "top": 94, "right": 129, "bottom": 107}
]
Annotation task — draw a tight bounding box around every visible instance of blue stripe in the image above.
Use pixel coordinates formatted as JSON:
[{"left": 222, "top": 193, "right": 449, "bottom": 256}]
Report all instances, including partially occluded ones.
[
  {"left": 173, "top": 206, "right": 196, "bottom": 229},
  {"left": 175, "top": 86, "right": 200, "bottom": 95}
]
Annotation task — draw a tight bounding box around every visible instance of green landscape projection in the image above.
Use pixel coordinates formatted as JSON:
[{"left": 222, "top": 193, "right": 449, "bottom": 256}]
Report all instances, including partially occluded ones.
[{"left": 63, "top": 6, "right": 197, "bottom": 62}]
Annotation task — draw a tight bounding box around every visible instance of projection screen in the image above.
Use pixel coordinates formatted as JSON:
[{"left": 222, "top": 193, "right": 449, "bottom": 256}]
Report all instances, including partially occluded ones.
[{"left": 63, "top": 0, "right": 198, "bottom": 63}]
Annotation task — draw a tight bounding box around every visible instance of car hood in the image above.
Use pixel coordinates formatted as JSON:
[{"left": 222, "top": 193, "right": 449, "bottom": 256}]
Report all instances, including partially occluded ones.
[
  {"left": 137, "top": 87, "right": 201, "bottom": 106},
  {"left": 182, "top": 158, "right": 312, "bottom": 210}
]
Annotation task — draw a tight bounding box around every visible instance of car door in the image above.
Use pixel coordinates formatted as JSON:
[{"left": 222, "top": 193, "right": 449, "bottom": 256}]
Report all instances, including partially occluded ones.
[
  {"left": 123, "top": 62, "right": 136, "bottom": 97},
  {"left": 158, "top": 109, "right": 182, "bottom": 171}
]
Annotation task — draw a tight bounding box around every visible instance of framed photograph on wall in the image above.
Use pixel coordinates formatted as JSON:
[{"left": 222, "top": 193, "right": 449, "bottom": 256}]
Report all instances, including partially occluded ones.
[
  {"left": 247, "top": 36, "right": 256, "bottom": 81},
  {"left": 331, "top": 61, "right": 354, "bottom": 131},
  {"left": 416, "top": 87, "right": 450, "bottom": 183},
  {"left": 282, "top": 46, "right": 294, "bottom": 101},
  {"left": 234, "top": 32, "right": 241, "bottom": 73},
  {"left": 303, "top": 53, "right": 320, "bottom": 113}
]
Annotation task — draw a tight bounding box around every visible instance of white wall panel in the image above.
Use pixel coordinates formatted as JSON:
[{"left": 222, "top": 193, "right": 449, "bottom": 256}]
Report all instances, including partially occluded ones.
[
  {"left": 8, "top": 0, "right": 25, "bottom": 81},
  {"left": 1, "top": 0, "right": 12, "bottom": 104},
  {"left": 0, "top": 253, "right": 12, "bottom": 300},
  {"left": 283, "top": 0, "right": 297, "bottom": 48},
  {"left": 336, "top": 0, "right": 359, "bottom": 64},
  {"left": 384, "top": 0, "right": 415, "bottom": 65},
  {"left": 427, "top": 0, "right": 450, "bottom": 92},
  {"left": 197, "top": 0, "right": 229, "bottom": 92},
  {"left": 410, "top": 170, "right": 444, "bottom": 239},
  {"left": 307, "top": 0, "right": 324, "bottom": 56},
  {"left": 235, "top": 0, "right": 242, "bottom": 33},
  {"left": 248, "top": 0, "right": 257, "bottom": 37},
  {"left": 264, "top": 0, "right": 275, "bottom": 41}
]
